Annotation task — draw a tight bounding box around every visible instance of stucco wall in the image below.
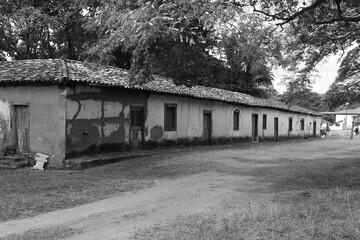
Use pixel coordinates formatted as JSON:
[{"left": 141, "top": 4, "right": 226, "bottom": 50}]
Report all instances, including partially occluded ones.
[
  {"left": 65, "top": 86, "right": 148, "bottom": 157},
  {"left": 146, "top": 94, "right": 321, "bottom": 141},
  {"left": 0, "top": 86, "right": 66, "bottom": 167},
  {"left": 335, "top": 114, "right": 356, "bottom": 130},
  {"left": 65, "top": 87, "right": 321, "bottom": 158}
]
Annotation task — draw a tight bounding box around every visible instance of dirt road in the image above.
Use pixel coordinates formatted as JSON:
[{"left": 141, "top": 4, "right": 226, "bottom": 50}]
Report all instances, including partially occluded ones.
[{"left": 1, "top": 137, "right": 359, "bottom": 239}]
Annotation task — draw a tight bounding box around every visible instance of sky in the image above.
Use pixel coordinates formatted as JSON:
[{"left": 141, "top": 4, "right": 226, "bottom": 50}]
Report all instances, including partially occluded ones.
[{"left": 273, "top": 54, "right": 341, "bottom": 94}]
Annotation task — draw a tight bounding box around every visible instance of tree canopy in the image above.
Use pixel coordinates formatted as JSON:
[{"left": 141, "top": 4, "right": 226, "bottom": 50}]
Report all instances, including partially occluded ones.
[
  {"left": 248, "top": 0, "right": 360, "bottom": 108},
  {"left": 0, "top": 0, "right": 284, "bottom": 97},
  {"left": 3, "top": 0, "right": 359, "bottom": 104},
  {"left": 82, "top": 0, "right": 284, "bottom": 96},
  {"left": 0, "top": 0, "right": 99, "bottom": 60}
]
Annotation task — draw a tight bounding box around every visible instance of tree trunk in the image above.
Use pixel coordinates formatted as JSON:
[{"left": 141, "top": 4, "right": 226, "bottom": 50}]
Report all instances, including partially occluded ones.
[{"left": 350, "top": 116, "right": 355, "bottom": 140}]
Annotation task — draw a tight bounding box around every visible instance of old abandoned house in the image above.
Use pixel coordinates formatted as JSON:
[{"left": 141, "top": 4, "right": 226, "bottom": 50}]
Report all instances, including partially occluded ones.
[{"left": 0, "top": 59, "right": 321, "bottom": 168}]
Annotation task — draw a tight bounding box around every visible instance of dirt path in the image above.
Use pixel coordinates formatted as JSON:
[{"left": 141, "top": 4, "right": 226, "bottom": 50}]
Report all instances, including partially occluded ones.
[
  {"left": 0, "top": 172, "right": 256, "bottom": 239},
  {"left": 1, "top": 136, "right": 359, "bottom": 239}
]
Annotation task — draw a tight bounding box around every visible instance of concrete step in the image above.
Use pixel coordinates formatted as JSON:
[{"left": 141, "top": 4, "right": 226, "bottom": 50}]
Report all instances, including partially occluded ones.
[
  {"left": 1, "top": 155, "right": 25, "bottom": 162},
  {"left": 0, "top": 155, "right": 29, "bottom": 169},
  {"left": 64, "top": 152, "right": 151, "bottom": 169}
]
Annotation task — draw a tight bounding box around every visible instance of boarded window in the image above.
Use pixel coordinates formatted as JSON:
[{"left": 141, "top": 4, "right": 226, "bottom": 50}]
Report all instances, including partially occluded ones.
[
  {"left": 164, "top": 104, "right": 177, "bottom": 131},
  {"left": 289, "top": 117, "right": 293, "bottom": 131},
  {"left": 263, "top": 114, "right": 267, "bottom": 130},
  {"left": 300, "top": 118, "right": 305, "bottom": 130},
  {"left": 233, "top": 110, "right": 240, "bottom": 130},
  {"left": 130, "top": 108, "right": 144, "bottom": 127}
]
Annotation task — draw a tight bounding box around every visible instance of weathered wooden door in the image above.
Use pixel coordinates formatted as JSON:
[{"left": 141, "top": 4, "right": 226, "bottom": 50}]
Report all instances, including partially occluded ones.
[
  {"left": 252, "top": 114, "right": 258, "bottom": 141},
  {"left": 274, "top": 117, "right": 279, "bottom": 141},
  {"left": 15, "top": 105, "right": 30, "bottom": 153},
  {"left": 313, "top": 121, "right": 317, "bottom": 138},
  {"left": 203, "top": 111, "right": 212, "bottom": 145},
  {"left": 129, "top": 107, "right": 144, "bottom": 149}
]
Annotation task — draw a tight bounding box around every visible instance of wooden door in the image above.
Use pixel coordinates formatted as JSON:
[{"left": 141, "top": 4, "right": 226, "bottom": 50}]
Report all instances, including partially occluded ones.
[
  {"left": 313, "top": 121, "right": 317, "bottom": 138},
  {"left": 15, "top": 105, "right": 30, "bottom": 153},
  {"left": 129, "top": 107, "right": 144, "bottom": 149},
  {"left": 274, "top": 117, "right": 279, "bottom": 141},
  {"left": 203, "top": 112, "right": 212, "bottom": 145},
  {"left": 252, "top": 114, "right": 258, "bottom": 141}
]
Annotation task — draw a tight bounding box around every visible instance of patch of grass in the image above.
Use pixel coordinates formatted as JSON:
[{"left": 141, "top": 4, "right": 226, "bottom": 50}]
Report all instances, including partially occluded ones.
[
  {"left": 131, "top": 188, "right": 360, "bottom": 240},
  {"left": 0, "top": 225, "right": 81, "bottom": 240},
  {"left": 131, "top": 151, "right": 360, "bottom": 240},
  {"left": 0, "top": 154, "right": 220, "bottom": 222}
]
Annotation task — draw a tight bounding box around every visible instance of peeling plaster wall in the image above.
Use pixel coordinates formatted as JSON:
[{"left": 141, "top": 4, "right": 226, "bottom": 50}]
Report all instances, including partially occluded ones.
[
  {"left": 66, "top": 87, "right": 320, "bottom": 157},
  {"left": 146, "top": 94, "right": 321, "bottom": 141},
  {"left": 239, "top": 107, "right": 321, "bottom": 139},
  {"left": 0, "top": 100, "right": 11, "bottom": 151},
  {"left": 65, "top": 86, "right": 148, "bottom": 157},
  {"left": 0, "top": 86, "right": 66, "bottom": 167}
]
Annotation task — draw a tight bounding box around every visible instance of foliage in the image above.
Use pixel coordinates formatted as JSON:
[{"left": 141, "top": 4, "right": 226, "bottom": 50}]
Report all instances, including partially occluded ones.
[
  {"left": 324, "top": 46, "right": 360, "bottom": 109},
  {"left": 0, "top": 0, "right": 284, "bottom": 97},
  {"left": 280, "top": 75, "right": 326, "bottom": 111},
  {"left": 84, "top": 0, "right": 282, "bottom": 96},
  {"left": 0, "top": 0, "right": 99, "bottom": 60},
  {"left": 249, "top": 0, "right": 360, "bottom": 74},
  {"left": 247, "top": 0, "right": 360, "bottom": 107}
]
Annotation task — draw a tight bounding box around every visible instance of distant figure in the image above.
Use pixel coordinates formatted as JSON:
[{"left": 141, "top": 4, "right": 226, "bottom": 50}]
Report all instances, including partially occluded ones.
[
  {"left": 326, "top": 124, "right": 331, "bottom": 136},
  {"left": 355, "top": 126, "right": 359, "bottom": 135},
  {"left": 321, "top": 124, "right": 326, "bottom": 137}
]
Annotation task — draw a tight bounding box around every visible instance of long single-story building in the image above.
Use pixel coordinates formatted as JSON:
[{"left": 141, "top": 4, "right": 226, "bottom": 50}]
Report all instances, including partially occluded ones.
[{"left": 0, "top": 59, "right": 321, "bottom": 167}]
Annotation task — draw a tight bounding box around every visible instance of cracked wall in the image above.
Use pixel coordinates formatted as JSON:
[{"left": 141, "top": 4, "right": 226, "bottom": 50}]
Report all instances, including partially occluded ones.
[
  {"left": 65, "top": 86, "right": 148, "bottom": 157},
  {"left": 0, "top": 86, "right": 66, "bottom": 167}
]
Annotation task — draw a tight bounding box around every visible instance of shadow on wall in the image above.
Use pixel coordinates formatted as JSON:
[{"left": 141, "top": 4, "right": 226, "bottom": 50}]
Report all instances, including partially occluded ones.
[{"left": 0, "top": 114, "right": 10, "bottom": 155}]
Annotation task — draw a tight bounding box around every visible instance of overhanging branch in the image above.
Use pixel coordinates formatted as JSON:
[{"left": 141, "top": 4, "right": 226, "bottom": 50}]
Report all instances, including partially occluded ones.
[{"left": 252, "top": 0, "right": 327, "bottom": 25}]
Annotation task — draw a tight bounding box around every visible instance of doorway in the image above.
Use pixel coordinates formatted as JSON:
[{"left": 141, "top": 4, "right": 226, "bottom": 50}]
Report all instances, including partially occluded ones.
[
  {"left": 252, "top": 114, "right": 258, "bottom": 141},
  {"left": 129, "top": 107, "right": 144, "bottom": 149},
  {"left": 203, "top": 111, "right": 212, "bottom": 145},
  {"left": 274, "top": 117, "right": 279, "bottom": 141},
  {"left": 14, "top": 105, "right": 30, "bottom": 153}
]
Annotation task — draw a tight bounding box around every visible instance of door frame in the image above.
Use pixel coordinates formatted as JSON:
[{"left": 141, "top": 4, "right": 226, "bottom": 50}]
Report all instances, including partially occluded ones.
[
  {"left": 203, "top": 110, "right": 212, "bottom": 145},
  {"left": 129, "top": 106, "right": 145, "bottom": 149},
  {"left": 11, "top": 103, "right": 30, "bottom": 153},
  {"left": 274, "top": 117, "right": 279, "bottom": 141},
  {"left": 252, "top": 114, "right": 258, "bottom": 142}
]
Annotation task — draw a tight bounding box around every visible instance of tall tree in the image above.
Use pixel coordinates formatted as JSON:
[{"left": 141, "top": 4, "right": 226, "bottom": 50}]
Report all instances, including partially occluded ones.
[
  {"left": 0, "top": 0, "right": 99, "bottom": 60},
  {"left": 249, "top": 0, "right": 359, "bottom": 71},
  {"left": 323, "top": 45, "right": 360, "bottom": 109},
  {"left": 245, "top": 0, "right": 360, "bottom": 108},
  {"left": 280, "top": 74, "right": 326, "bottom": 111},
  {"left": 84, "top": 0, "right": 282, "bottom": 96}
]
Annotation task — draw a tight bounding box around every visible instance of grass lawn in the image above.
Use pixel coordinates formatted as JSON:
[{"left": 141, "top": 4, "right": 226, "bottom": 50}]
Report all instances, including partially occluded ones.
[
  {"left": 3, "top": 137, "right": 360, "bottom": 240},
  {"left": 1, "top": 226, "right": 80, "bottom": 240},
  {"left": 131, "top": 153, "right": 360, "bottom": 240},
  {"left": 0, "top": 151, "right": 220, "bottom": 222}
]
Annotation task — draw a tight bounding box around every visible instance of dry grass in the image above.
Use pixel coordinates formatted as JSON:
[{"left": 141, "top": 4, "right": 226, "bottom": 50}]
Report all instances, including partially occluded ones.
[
  {"left": 0, "top": 225, "right": 81, "bottom": 240},
  {"left": 131, "top": 192, "right": 360, "bottom": 240},
  {"left": 2, "top": 137, "right": 360, "bottom": 239},
  {"left": 131, "top": 152, "right": 360, "bottom": 240},
  {"left": 0, "top": 153, "right": 220, "bottom": 222}
]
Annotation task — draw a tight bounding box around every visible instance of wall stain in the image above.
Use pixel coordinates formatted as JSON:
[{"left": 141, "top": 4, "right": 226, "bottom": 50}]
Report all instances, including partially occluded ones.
[
  {"left": 150, "top": 125, "right": 163, "bottom": 140},
  {"left": 66, "top": 86, "right": 147, "bottom": 157}
]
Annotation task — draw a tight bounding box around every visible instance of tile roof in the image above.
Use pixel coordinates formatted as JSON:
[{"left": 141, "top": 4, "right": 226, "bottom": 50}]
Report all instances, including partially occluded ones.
[
  {"left": 321, "top": 107, "right": 360, "bottom": 115},
  {"left": 0, "top": 59, "right": 320, "bottom": 116}
]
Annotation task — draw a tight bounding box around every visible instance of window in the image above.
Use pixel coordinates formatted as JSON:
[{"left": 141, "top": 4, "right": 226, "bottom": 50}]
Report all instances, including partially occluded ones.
[
  {"left": 233, "top": 110, "right": 240, "bottom": 130},
  {"left": 164, "top": 104, "right": 177, "bottom": 131},
  {"left": 130, "top": 107, "right": 144, "bottom": 127},
  {"left": 263, "top": 114, "right": 267, "bottom": 130},
  {"left": 300, "top": 118, "right": 305, "bottom": 130},
  {"left": 288, "top": 117, "right": 293, "bottom": 131}
]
